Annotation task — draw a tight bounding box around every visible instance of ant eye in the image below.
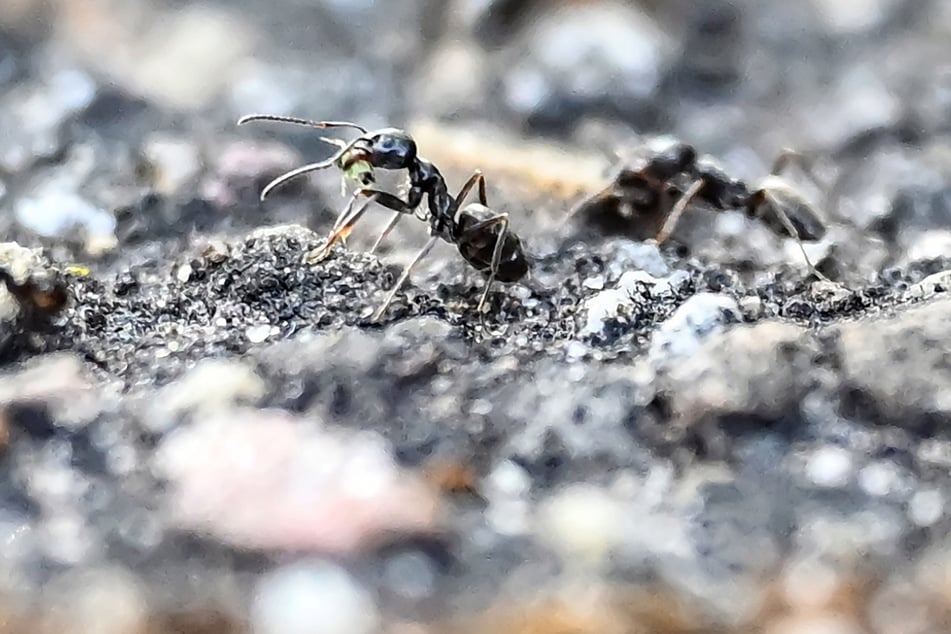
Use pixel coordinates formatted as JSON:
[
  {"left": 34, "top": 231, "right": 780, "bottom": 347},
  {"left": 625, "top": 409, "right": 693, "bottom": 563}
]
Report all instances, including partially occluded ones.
[{"left": 376, "top": 134, "right": 406, "bottom": 155}]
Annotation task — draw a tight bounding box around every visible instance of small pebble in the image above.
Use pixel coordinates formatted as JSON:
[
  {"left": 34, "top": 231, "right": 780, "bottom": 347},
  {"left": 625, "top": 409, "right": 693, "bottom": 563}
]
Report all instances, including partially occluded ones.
[
  {"left": 909, "top": 490, "right": 943, "bottom": 527},
  {"left": 504, "top": 2, "right": 673, "bottom": 117},
  {"left": 251, "top": 561, "right": 380, "bottom": 634},
  {"left": 582, "top": 276, "right": 605, "bottom": 290},
  {"left": 126, "top": 5, "right": 257, "bottom": 110},
  {"left": 537, "top": 484, "right": 625, "bottom": 568},
  {"left": 739, "top": 295, "right": 764, "bottom": 320},
  {"left": 145, "top": 359, "right": 265, "bottom": 432},
  {"left": 246, "top": 324, "right": 272, "bottom": 343},
  {"left": 381, "top": 551, "right": 438, "bottom": 602},
  {"left": 44, "top": 567, "right": 148, "bottom": 634},
  {"left": 857, "top": 461, "right": 901, "bottom": 497},
  {"left": 175, "top": 263, "right": 193, "bottom": 283},
  {"left": 15, "top": 190, "right": 115, "bottom": 240},
  {"left": 907, "top": 269, "right": 951, "bottom": 300},
  {"left": 142, "top": 134, "right": 202, "bottom": 196},
  {"left": 648, "top": 292, "right": 741, "bottom": 361},
  {"left": 811, "top": 0, "right": 896, "bottom": 34},
  {"left": 806, "top": 447, "right": 853, "bottom": 488},
  {"left": 579, "top": 270, "right": 657, "bottom": 337}
]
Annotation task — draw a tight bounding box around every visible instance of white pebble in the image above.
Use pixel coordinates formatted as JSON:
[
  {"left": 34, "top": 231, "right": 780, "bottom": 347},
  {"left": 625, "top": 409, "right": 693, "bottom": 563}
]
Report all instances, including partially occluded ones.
[
  {"left": 142, "top": 135, "right": 202, "bottom": 195},
  {"left": 806, "top": 447, "right": 853, "bottom": 488},
  {"left": 582, "top": 275, "right": 605, "bottom": 290},
  {"left": 579, "top": 270, "right": 656, "bottom": 337},
  {"left": 16, "top": 190, "right": 115, "bottom": 238},
  {"left": 145, "top": 359, "right": 265, "bottom": 432},
  {"left": 486, "top": 460, "right": 531, "bottom": 497},
  {"left": 649, "top": 293, "right": 741, "bottom": 360},
  {"left": 176, "top": 263, "right": 193, "bottom": 283},
  {"left": 909, "top": 490, "right": 944, "bottom": 527},
  {"left": 251, "top": 561, "right": 380, "bottom": 634},
  {"left": 858, "top": 461, "right": 899, "bottom": 497},
  {"left": 537, "top": 484, "right": 625, "bottom": 568},
  {"left": 246, "top": 324, "right": 272, "bottom": 343},
  {"left": 44, "top": 567, "right": 148, "bottom": 634}
]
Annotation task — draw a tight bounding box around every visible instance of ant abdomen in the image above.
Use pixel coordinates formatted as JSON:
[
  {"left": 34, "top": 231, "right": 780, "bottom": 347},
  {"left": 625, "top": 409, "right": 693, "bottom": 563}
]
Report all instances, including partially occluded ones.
[
  {"left": 748, "top": 175, "right": 827, "bottom": 241},
  {"left": 455, "top": 205, "right": 530, "bottom": 283}
]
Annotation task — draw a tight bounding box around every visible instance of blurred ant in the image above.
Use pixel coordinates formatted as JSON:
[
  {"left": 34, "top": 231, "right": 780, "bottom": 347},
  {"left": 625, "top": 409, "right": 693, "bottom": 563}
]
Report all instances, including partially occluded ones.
[
  {"left": 0, "top": 267, "right": 68, "bottom": 328},
  {"left": 237, "top": 114, "right": 530, "bottom": 320},
  {"left": 570, "top": 136, "right": 829, "bottom": 276}
]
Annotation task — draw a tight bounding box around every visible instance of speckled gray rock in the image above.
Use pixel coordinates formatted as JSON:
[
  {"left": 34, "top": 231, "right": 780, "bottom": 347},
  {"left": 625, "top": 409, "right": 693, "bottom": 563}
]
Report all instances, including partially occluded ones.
[
  {"left": 648, "top": 292, "right": 742, "bottom": 362},
  {"left": 657, "top": 320, "right": 821, "bottom": 426},
  {"left": 836, "top": 298, "right": 951, "bottom": 425}
]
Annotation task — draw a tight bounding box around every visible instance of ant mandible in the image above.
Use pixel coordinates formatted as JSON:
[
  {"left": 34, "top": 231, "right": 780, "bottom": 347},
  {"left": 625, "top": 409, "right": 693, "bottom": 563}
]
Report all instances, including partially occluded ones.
[
  {"left": 237, "top": 114, "right": 530, "bottom": 321},
  {"left": 570, "top": 136, "right": 830, "bottom": 276}
]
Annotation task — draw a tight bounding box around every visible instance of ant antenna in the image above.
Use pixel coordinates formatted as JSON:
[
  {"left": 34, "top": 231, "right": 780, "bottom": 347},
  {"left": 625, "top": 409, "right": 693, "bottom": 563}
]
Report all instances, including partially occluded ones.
[
  {"left": 237, "top": 114, "right": 368, "bottom": 133},
  {"left": 258, "top": 135, "right": 367, "bottom": 201},
  {"left": 238, "top": 114, "right": 373, "bottom": 201},
  {"left": 320, "top": 137, "right": 348, "bottom": 149}
]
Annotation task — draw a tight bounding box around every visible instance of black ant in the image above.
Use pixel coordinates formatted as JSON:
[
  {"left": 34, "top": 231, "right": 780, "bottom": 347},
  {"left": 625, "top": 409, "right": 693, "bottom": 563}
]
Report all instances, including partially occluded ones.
[
  {"left": 237, "top": 114, "right": 530, "bottom": 320},
  {"left": 569, "top": 136, "right": 830, "bottom": 276}
]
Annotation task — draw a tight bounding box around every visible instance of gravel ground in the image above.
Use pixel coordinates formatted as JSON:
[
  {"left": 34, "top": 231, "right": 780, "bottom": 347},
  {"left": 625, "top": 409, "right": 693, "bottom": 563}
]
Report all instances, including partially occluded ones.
[{"left": 3, "top": 1, "right": 951, "bottom": 632}]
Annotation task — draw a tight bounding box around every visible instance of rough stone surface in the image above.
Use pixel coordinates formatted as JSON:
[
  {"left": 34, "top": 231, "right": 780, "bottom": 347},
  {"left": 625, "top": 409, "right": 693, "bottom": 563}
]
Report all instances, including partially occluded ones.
[{"left": 836, "top": 298, "right": 951, "bottom": 425}]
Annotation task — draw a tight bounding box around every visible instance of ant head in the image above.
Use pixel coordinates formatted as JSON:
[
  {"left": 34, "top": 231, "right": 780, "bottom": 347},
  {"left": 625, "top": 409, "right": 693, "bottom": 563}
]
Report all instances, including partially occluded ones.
[{"left": 345, "top": 128, "right": 418, "bottom": 171}]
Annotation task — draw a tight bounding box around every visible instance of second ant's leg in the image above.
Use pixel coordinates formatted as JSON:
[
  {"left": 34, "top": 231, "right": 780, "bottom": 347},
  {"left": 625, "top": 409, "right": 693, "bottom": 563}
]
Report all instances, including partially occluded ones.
[
  {"left": 655, "top": 179, "right": 704, "bottom": 244},
  {"left": 450, "top": 170, "right": 487, "bottom": 221},
  {"left": 561, "top": 181, "right": 613, "bottom": 227},
  {"left": 771, "top": 148, "right": 812, "bottom": 176},
  {"left": 770, "top": 201, "right": 832, "bottom": 284},
  {"left": 771, "top": 147, "right": 844, "bottom": 227},
  {"left": 373, "top": 235, "right": 440, "bottom": 322},
  {"left": 771, "top": 148, "right": 828, "bottom": 193}
]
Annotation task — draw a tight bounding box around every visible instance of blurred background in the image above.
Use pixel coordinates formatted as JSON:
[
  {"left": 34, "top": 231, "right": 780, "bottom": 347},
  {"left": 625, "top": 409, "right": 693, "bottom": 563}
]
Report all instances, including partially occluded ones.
[{"left": 1, "top": 0, "right": 949, "bottom": 267}]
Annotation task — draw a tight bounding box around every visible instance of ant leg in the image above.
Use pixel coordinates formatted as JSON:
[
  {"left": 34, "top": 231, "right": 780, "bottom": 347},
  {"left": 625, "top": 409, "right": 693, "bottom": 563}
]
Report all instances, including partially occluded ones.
[
  {"left": 458, "top": 211, "right": 511, "bottom": 312},
  {"left": 305, "top": 194, "right": 378, "bottom": 263},
  {"left": 331, "top": 189, "right": 364, "bottom": 232},
  {"left": 752, "top": 191, "right": 833, "bottom": 283},
  {"left": 771, "top": 148, "right": 828, "bottom": 192},
  {"left": 655, "top": 179, "right": 704, "bottom": 244},
  {"left": 771, "top": 147, "right": 849, "bottom": 230},
  {"left": 370, "top": 213, "right": 403, "bottom": 254},
  {"left": 353, "top": 188, "right": 417, "bottom": 214},
  {"left": 450, "top": 170, "right": 488, "bottom": 222},
  {"left": 561, "top": 181, "right": 616, "bottom": 228},
  {"left": 373, "top": 235, "right": 440, "bottom": 322},
  {"left": 350, "top": 188, "right": 420, "bottom": 253},
  {"left": 316, "top": 187, "right": 419, "bottom": 261}
]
